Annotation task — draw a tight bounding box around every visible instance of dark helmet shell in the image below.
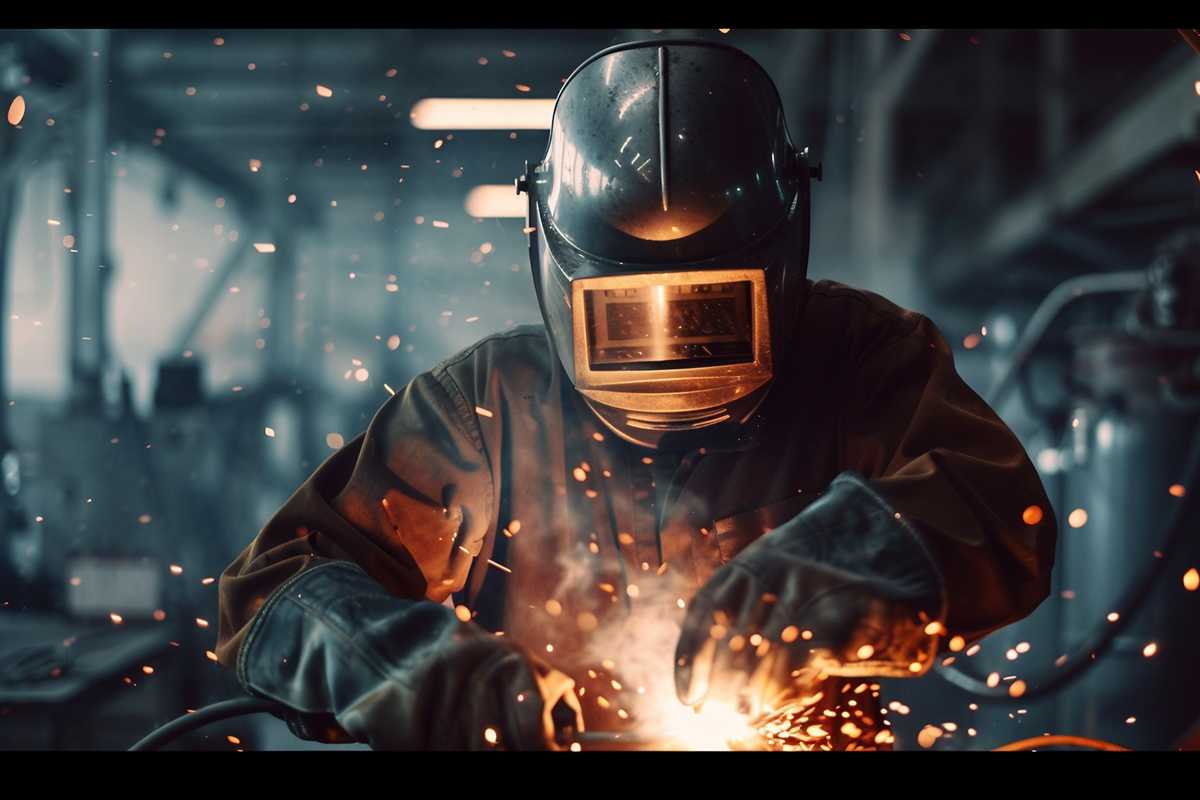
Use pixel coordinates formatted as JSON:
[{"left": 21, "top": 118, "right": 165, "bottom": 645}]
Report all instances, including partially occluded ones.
[{"left": 535, "top": 40, "right": 806, "bottom": 267}]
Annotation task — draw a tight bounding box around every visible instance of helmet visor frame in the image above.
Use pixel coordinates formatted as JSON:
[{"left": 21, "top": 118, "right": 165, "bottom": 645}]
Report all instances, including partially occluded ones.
[{"left": 569, "top": 268, "right": 773, "bottom": 403}]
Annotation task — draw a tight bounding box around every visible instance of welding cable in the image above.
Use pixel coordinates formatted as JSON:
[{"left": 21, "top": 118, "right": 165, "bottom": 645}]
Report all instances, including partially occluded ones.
[
  {"left": 935, "top": 409, "right": 1200, "bottom": 702},
  {"left": 128, "top": 696, "right": 283, "bottom": 751}
]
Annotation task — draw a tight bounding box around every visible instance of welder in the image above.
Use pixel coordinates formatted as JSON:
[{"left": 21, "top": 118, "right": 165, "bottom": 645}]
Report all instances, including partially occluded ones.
[{"left": 215, "top": 39, "right": 1057, "bottom": 750}]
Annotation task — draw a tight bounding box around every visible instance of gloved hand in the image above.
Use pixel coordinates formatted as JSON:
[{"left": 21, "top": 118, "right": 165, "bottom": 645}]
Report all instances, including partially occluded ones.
[
  {"left": 674, "top": 473, "right": 946, "bottom": 718},
  {"left": 237, "top": 559, "right": 583, "bottom": 750}
]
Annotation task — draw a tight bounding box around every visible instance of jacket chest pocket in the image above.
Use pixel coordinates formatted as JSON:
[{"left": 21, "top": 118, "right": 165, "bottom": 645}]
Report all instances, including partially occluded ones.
[{"left": 712, "top": 491, "right": 819, "bottom": 564}]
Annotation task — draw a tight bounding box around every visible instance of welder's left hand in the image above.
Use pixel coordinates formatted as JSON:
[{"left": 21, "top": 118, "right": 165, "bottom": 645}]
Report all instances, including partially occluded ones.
[{"left": 674, "top": 473, "right": 947, "bottom": 717}]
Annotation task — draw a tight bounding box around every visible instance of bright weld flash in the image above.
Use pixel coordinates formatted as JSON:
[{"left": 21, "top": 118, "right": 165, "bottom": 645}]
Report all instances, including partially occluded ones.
[{"left": 655, "top": 699, "right": 754, "bottom": 751}]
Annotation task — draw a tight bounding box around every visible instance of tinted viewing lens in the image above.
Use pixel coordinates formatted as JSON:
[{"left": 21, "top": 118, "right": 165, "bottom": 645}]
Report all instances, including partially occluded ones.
[{"left": 584, "top": 281, "right": 754, "bottom": 369}]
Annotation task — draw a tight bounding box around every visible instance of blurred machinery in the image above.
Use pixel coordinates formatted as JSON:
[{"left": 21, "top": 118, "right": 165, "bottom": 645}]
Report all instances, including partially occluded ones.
[
  {"left": 1055, "top": 232, "right": 1200, "bottom": 747},
  {"left": 0, "top": 31, "right": 341, "bottom": 749},
  {"left": 910, "top": 231, "right": 1200, "bottom": 751}
]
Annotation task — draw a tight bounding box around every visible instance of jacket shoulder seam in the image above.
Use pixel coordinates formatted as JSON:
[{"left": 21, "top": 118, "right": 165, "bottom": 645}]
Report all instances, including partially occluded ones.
[
  {"left": 807, "top": 284, "right": 925, "bottom": 338},
  {"left": 438, "top": 327, "right": 546, "bottom": 371}
]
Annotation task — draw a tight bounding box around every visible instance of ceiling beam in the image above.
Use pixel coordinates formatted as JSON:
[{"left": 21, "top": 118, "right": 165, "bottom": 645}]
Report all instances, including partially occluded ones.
[{"left": 927, "top": 52, "right": 1200, "bottom": 295}]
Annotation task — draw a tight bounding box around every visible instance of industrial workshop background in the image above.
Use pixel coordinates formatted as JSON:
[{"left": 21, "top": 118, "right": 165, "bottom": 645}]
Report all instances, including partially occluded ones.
[{"left": 0, "top": 28, "right": 1198, "bottom": 751}]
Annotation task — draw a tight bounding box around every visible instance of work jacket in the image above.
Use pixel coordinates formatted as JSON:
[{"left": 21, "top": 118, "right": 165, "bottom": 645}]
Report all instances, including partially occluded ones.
[{"left": 216, "top": 279, "right": 1057, "bottom": 750}]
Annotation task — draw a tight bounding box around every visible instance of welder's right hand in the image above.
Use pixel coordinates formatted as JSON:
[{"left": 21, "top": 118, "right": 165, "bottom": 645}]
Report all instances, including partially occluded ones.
[
  {"left": 236, "top": 559, "right": 582, "bottom": 750},
  {"left": 673, "top": 473, "right": 947, "bottom": 718}
]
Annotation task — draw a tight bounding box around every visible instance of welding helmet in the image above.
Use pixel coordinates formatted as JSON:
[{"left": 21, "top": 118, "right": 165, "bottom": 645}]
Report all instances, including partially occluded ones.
[{"left": 518, "top": 40, "right": 818, "bottom": 449}]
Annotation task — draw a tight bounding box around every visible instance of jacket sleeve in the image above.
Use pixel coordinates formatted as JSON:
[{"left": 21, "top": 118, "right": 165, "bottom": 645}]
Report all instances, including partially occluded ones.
[
  {"left": 215, "top": 364, "right": 497, "bottom": 668},
  {"left": 840, "top": 313, "right": 1057, "bottom": 643}
]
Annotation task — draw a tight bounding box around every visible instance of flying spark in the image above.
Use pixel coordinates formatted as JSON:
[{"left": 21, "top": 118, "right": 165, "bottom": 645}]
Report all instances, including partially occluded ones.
[
  {"left": 7, "top": 95, "right": 26, "bottom": 126},
  {"left": 1185, "top": 568, "right": 1199, "bottom": 591}
]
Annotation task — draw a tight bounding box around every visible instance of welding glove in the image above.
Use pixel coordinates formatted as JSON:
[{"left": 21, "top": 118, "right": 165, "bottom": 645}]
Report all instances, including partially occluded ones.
[
  {"left": 675, "top": 472, "right": 947, "bottom": 717},
  {"left": 236, "top": 559, "right": 583, "bottom": 750}
]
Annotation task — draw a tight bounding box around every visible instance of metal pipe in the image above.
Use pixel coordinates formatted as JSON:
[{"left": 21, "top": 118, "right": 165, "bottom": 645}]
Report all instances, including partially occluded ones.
[
  {"left": 986, "top": 270, "right": 1148, "bottom": 409},
  {"left": 0, "top": 140, "right": 26, "bottom": 536},
  {"left": 264, "top": 171, "right": 296, "bottom": 379},
  {"left": 69, "top": 28, "right": 111, "bottom": 409},
  {"left": 128, "top": 697, "right": 281, "bottom": 751},
  {"left": 1038, "top": 30, "right": 1069, "bottom": 166},
  {"left": 851, "top": 29, "right": 941, "bottom": 292},
  {"left": 0, "top": 142, "right": 19, "bottom": 446}
]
